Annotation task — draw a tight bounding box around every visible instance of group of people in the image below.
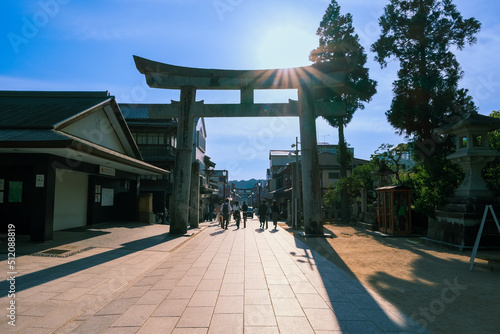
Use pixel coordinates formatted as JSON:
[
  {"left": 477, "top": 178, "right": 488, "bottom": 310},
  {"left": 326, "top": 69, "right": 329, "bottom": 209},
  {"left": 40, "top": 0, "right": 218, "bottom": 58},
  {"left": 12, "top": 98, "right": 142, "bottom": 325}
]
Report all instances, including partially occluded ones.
[
  {"left": 215, "top": 199, "right": 279, "bottom": 230},
  {"left": 213, "top": 199, "right": 280, "bottom": 231},
  {"left": 214, "top": 199, "right": 248, "bottom": 230},
  {"left": 258, "top": 199, "right": 280, "bottom": 230}
]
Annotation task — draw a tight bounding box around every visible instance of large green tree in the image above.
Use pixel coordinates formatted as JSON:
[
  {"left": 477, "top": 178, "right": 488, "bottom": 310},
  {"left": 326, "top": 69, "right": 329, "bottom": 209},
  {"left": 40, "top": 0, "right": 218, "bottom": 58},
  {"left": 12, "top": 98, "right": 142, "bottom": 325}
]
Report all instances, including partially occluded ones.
[
  {"left": 310, "top": 0, "right": 377, "bottom": 222},
  {"left": 371, "top": 0, "right": 481, "bottom": 162}
]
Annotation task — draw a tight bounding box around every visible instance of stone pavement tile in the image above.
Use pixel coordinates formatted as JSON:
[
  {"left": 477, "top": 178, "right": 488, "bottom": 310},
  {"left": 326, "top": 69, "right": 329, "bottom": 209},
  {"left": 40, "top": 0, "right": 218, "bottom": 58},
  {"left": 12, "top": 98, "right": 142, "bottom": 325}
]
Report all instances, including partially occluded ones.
[
  {"left": 223, "top": 273, "right": 244, "bottom": 284},
  {"left": 137, "top": 316, "right": 178, "bottom": 333},
  {"left": 177, "top": 274, "right": 203, "bottom": 286},
  {"left": 244, "top": 327, "right": 279, "bottom": 334},
  {"left": 198, "top": 279, "right": 222, "bottom": 291},
  {"left": 244, "top": 289, "right": 271, "bottom": 305},
  {"left": 304, "top": 308, "right": 344, "bottom": 331},
  {"left": 18, "top": 291, "right": 59, "bottom": 304},
  {"left": 345, "top": 292, "right": 387, "bottom": 310},
  {"left": 102, "top": 326, "right": 140, "bottom": 333},
  {"left": 271, "top": 298, "right": 305, "bottom": 317},
  {"left": 70, "top": 314, "right": 120, "bottom": 333},
  {"left": 244, "top": 278, "right": 268, "bottom": 290},
  {"left": 187, "top": 267, "right": 208, "bottom": 276},
  {"left": 168, "top": 285, "right": 197, "bottom": 299},
  {"left": 172, "top": 328, "right": 208, "bottom": 334},
  {"left": 153, "top": 298, "right": 189, "bottom": 317},
  {"left": 289, "top": 280, "right": 318, "bottom": 294},
  {"left": 96, "top": 297, "right": 139, "bottom": 315},
  {"left": 341, "top": 320, "right": 384, "bottom": 333},
  {"left": 362, "top": 309, "right": 415, "bottom": 332},
  {"left": 317, "top": 284, "right": 349, "bottom": 303},
  {"left": 133, "top": 275, "right": 163, "bottom": 287},
  {"left": 207, "top": 263, "right": 226, "bottom": 271},
  {"left": 268, "top": 284, "right": 295, "bottom": 299},
  {"left": 22, "top": 300, "right": 69, "bottom": 317},
  {"left": 295, "top": 292, "right": 331, "bottom": 309},
  {"left": 164, "top": 270, "right": 188, "bottom": 279},
  {"left": 244, "top": 304, "right": 276, "bottom": 327},
  {"left": 330, "top": 301, "right": 369, "bottom": 321},
  {"left": 136, "top": 288, "right": 171, "bottom": 305},
  {"left": 5, "top": 315, "right": 42, "bottom": 332},
  {"left": 110, "top": 304, "right": 157, "bottom": 327},
  {"left": 119, "top": 285, "right": 150, "bottom": 299},
  {"left": 204, "top": 270, "right": 225, "bottom": 280},
  {"left": 148, "top": 267, "right": 171, "bottom": 277},
  {"left": 225, "top": 266, "right": 244, "bottom": 274},
  {"left": 244, "top": 269, "right": 265, "bottom": 279},
  {"left": 214, "top": 295, "right": 244, "bottom": 314},
  {"left": 208, "top": 313, "right": 243, "bottom": 334},
  {"left": 276, "top": 316, "right": 314, "bottom": 334},
  {"left": 28, "top": 307, "right": 82, "bottom": 330},
  {"left": 265, "top": 275, "right": 289, "bottom": 285},
  {"left": 188, "top": 290, "right": 219, "bottom": 307},
  {"left": 244, "top": 262, "right": 263, "bottom": 270},
  {"left": 53, "top": 287, "right": 92, "bottom": 301},
  {"left": 176, "top": 306, "right": 214, "bottom": 328},
  {"left": 151, "top": 278, "right": 179, "bottom": 290},
  {"left": 220, "top": 283, "right": 244, "bottom": 296}
]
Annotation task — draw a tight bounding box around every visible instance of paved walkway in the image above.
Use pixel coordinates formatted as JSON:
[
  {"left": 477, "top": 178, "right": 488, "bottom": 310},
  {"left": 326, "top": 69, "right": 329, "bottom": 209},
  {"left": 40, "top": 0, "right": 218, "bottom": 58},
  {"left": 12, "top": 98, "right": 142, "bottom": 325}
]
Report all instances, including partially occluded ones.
[{"left": 1, "top": 219, "right": 428, "bottom": 333}]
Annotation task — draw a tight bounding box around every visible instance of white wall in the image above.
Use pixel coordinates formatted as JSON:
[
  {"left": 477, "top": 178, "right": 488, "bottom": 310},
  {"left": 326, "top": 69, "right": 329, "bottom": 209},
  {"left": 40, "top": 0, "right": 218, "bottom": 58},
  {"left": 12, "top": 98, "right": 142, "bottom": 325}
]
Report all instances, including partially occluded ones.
[{"left": 53, "top": 170, "right": 88, "bottom": 231}]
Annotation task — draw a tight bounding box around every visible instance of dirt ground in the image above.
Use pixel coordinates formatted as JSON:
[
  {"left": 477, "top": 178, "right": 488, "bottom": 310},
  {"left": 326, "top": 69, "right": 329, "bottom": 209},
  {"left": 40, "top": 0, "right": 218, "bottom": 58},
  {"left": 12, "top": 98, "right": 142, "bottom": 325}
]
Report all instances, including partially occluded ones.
[{"left": 283, "top": 222, "right": 500, "bottom": 334}]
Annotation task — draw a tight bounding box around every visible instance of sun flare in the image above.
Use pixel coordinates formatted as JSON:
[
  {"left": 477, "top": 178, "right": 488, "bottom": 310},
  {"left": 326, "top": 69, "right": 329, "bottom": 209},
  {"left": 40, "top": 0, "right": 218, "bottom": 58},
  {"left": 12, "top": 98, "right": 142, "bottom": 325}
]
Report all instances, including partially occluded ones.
[{"left": 255, "top": 24, "right": 318, "bottom": 70}]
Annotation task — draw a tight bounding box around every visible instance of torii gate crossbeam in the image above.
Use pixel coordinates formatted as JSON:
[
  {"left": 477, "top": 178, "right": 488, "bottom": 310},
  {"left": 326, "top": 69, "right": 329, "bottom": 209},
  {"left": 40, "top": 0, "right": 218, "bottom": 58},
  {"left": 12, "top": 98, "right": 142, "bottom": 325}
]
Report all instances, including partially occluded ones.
[{"left": 133, "top": 56, "right": 346, "bottom": 235}]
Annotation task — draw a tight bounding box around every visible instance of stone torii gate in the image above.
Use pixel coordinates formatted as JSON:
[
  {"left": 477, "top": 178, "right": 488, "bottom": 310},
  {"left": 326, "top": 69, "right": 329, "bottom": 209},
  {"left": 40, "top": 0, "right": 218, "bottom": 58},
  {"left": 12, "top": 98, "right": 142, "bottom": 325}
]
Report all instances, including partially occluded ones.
[{"left": 133, "top": 55, "right": 346, "bottom": 235}]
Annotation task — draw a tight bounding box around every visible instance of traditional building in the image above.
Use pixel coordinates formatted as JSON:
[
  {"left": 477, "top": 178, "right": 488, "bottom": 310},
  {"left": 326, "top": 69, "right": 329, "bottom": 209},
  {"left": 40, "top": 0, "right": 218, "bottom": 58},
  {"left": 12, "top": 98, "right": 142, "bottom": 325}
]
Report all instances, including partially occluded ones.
[
  {"left": 0, "top": 91, "right": 168, "bottom": 241},
  {"left": 267, "top": 143, "right": 368, "bottom": 221}
]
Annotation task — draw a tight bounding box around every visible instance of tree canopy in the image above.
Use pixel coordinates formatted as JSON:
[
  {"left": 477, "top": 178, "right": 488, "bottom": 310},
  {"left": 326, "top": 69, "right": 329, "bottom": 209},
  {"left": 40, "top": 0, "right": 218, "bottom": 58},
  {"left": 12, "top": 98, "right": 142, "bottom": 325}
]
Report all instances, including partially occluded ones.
[
  {"left": 371, "top": 0, "right": 481, "bottom": 159},
  {"left": 310, "top": 0, "right": 377, "bottom": 127}
]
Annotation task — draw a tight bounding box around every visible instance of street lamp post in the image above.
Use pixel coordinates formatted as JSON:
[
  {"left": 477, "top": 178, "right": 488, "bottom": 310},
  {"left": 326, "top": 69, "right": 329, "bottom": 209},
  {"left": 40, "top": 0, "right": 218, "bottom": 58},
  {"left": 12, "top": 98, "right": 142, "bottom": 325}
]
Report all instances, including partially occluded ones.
[
  {"left": 291, "top": 137, "right": 300, "bottom": 230},
  {"left": 257, "top": 182, "right": 261, "bottom": 207}
]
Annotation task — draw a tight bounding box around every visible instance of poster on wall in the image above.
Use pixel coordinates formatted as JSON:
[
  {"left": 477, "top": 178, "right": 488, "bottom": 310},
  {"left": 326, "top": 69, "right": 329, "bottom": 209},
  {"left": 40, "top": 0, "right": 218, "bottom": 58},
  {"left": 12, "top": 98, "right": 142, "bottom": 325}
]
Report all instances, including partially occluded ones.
[
  {"left": 8, "top": 181, "right": 23, "bottom": 202},
  {"left": 101, "top": 188, "right": 114, "bottom": 206}
]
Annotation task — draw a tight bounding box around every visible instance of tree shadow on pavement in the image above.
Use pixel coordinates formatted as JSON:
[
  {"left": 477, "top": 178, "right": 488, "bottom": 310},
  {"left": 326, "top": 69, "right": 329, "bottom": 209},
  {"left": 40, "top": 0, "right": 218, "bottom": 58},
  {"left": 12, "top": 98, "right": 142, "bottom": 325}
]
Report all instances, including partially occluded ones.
[{"left": 290, "top": 232, "right": 430, "bottom": 333}]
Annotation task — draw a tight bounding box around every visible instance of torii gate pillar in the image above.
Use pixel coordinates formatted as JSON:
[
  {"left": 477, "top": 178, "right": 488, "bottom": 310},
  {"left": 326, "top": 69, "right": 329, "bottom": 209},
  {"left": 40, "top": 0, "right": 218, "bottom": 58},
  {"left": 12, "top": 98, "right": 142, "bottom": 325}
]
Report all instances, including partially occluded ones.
[
  {"left": 169, "top": 86, "right": 195, "bottom": 234},
  {"left": 299, "top": 84, "right": 323, "bottom": 235}
]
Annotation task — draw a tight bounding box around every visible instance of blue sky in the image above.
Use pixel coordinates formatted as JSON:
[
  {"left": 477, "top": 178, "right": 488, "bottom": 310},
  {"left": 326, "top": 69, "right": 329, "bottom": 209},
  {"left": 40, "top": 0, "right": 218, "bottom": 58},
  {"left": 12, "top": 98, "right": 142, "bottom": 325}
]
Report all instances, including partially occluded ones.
[{"left": 2, "top": 0, "right": 499, "bottom": 181}]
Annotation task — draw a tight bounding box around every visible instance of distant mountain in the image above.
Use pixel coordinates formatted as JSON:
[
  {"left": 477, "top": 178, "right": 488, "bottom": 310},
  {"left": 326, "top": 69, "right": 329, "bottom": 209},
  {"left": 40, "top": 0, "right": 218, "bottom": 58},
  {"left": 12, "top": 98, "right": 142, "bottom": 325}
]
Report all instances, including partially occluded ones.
[{"left": 229, "top": 178, "right": 265, "bottom": 189}]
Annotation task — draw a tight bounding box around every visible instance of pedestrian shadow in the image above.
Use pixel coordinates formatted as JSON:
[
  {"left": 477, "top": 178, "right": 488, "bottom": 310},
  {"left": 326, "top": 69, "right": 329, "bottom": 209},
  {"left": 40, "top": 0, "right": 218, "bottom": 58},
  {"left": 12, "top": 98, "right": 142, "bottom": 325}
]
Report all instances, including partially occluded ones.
[{"left": 290, "top": 231, "right": 429, "bottom": 333}]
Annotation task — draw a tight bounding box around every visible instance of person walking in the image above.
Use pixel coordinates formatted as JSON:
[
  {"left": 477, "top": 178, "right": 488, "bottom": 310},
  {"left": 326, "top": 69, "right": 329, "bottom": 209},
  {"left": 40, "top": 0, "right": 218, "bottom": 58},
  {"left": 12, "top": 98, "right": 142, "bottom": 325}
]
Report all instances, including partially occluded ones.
[
  {"left": 271, "top": 200, "right": 280, "bottom": 230},
  {"left": 241, "top": 201, "right": 248, "bottom": 228},
  {"left": 258, "top": 200, "right": 268, "bottom": 229},
  {"left": 215, "top": 201, "right": 223, "bottom": 228},
  {"left": 221, "top": 199, "right": 232, "bottom": 230},
  {"left": 233, "top": 201, "right": 242, "bottom": 229}
]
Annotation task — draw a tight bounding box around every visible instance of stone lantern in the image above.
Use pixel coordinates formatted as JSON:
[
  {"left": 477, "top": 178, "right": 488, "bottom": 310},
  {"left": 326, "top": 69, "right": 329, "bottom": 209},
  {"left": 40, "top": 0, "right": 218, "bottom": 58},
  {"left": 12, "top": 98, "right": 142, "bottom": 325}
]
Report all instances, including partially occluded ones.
[
  {"left": 437, "top": 113, "right": 500, "bottom": 198},
  {"left": 427, "top": 113, "right": 500, "bottom": 249}
]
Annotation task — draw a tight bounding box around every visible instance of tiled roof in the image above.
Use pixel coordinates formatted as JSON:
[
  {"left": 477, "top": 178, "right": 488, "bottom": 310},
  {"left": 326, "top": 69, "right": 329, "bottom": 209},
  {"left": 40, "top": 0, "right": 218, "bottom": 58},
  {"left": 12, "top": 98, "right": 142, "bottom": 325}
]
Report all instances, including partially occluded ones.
[
  {"left": 0, "top": 91, "right": 111, "bottom": 129},
  {"left": 119, "top": 104, "right": 149, "bottom": 119}
]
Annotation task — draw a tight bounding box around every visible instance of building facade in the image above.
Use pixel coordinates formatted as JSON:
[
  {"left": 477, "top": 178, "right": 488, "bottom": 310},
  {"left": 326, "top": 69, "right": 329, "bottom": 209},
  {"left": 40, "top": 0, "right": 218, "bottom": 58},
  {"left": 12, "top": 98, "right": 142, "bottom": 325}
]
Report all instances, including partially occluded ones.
[{"left": 0, "top": 91, "right": 168, "bottom": 241}]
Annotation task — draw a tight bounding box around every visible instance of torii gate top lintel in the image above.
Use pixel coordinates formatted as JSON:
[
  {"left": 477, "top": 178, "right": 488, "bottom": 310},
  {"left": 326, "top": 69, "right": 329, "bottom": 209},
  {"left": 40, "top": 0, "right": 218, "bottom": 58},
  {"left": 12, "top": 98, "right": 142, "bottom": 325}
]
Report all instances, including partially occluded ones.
[{"left": 133, "top": 55, "right": 346, "bottom": 90}]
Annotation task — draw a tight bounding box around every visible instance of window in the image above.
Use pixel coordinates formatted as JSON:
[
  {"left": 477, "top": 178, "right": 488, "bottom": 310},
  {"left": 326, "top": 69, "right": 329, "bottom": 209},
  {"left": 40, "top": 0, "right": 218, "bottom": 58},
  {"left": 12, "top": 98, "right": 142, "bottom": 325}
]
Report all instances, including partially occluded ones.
[{"left": 328, "top": 172, "right": 340, "bottom": 179}]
